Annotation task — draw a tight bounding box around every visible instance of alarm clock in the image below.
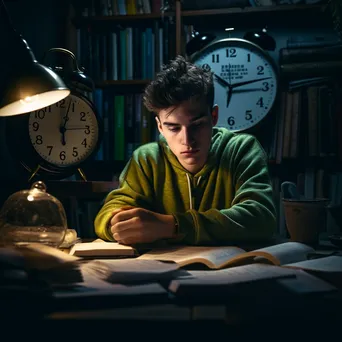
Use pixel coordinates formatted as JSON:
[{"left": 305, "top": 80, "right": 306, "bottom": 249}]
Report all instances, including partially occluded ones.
[
  {"left": 190, "top": 38, "right": 279, "bottom": 132},
  {"left": 6, "top": 48, "right": 102, "bottom": 181}
]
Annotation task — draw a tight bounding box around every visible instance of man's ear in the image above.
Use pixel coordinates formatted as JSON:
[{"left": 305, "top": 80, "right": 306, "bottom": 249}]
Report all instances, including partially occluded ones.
[
  {"left": 155, "top": 116, "right": 163, "bottom": 134},
  {"left": 211, "top": 105, "right": 219, "bottom": 126}
]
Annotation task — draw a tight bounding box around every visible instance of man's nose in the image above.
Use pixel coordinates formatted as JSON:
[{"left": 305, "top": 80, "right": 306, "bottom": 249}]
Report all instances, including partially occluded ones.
[{"left": 181, "top": 127, "right": 195, "bottom": 146}]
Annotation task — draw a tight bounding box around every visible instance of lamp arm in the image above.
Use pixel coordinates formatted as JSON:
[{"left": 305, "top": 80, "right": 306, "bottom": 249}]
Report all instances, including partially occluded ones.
[
  {"left": 0, "top": 0, "right": 16, "bottom": 34},
  {"left": 0, "top": 0, "right": 37, "bottom": 66}
]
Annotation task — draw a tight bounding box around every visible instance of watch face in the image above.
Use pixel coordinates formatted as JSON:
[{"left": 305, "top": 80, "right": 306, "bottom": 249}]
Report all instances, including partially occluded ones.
[
  {"left": 192, "top": 38, "right": 278, "bottom": 132},
  {"left": 28, "top": 93, "right": 99, "bottom": 167}
]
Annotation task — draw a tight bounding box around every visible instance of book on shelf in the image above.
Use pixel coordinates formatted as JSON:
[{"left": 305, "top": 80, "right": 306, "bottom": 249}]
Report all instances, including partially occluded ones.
[
  {"left": 279, "top": 44, "right": 342, "bottom": 64},
  {"left": 280, "top": 60, "right": 342, "bottom": 79}
]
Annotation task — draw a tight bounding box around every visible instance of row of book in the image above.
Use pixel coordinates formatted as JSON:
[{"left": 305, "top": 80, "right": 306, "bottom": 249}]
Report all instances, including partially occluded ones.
[
  {"left": 279, "top": 43, "right": 342, "bottom": 80},
  {"left": 77, "top": 0, "right": 166, "bottom": 17},
  {"left": 266, "top": 83, "right": 341, "bottom": 164},
  {"left": 76, "top": 21, "right": 174, "bottom": 82},
  {"left": 92, "top": 88, "right": 158, "bottom": 162}
]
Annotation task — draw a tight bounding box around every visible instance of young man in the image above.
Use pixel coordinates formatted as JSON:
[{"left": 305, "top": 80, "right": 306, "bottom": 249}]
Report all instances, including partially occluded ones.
[{"left": 94, "top": 55, "right": 276, "bottom": 246}]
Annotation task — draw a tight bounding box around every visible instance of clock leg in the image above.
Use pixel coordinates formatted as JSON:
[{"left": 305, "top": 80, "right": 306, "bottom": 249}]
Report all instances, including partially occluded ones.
[
  {"left": 77, "top": 168, "right": 87, "bottom": 182},
  {"left": 28, "top": 165, "right": 42, "bottom": 182}
]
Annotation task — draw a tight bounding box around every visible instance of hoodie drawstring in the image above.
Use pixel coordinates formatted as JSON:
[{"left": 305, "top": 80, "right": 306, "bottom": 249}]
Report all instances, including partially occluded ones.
[
  {"left": 186, "top": 173, "right": 192, "bottom": 210},
  {"left": 185, "top": 174, "right": 202, "bottom": 210}
]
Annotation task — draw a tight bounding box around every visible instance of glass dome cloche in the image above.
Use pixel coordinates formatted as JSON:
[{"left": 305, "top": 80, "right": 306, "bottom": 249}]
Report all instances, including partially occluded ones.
[{"left": 0, "top": 181, "right": 67, "bottom": 248}]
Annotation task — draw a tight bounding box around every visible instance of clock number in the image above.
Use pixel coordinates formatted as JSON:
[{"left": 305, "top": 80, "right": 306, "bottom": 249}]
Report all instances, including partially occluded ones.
[
  {"left": 202, "top": 63, "right": 211, "bottom": 71},
  {"left": 226, "top": 48, "right": 236, "bottom": 58},
  {"left": 227, "top": 116, "right": 235, "bottom": 126},
  {"left": 257, "top": 66, "right": 264, "bottom": 75},
  {"left": 262, "top": 82, "right": 270, "bottom": 92},
  {"left": 85, "top": 125, "right": 90, "bottom": 134},
  {"left": 72, "top": 147, "right": 78, "bottom": 157},
  {"left": 245, "top": 110, "right": 252, "bottom": 121},
  {"left": 81, "top": 138, "right": 87, "bottom": 148},
  {"left": 256, "top": 97, "right": 264, "bottom": 107},
  {"left": 211, "top": 54, "right": 219, "bottom": 63},
  {"left": 247, "top": 53, "right": 251, "bottom": 62},
  {"left": 60, "top": 151, "right": 66, "bottom": 161},
  {"left": 34, "top": 110, "right": 45, "bottom": 120},
  {"left": 56, "top": 99, "right": 66, "bottom": 108},
  {"left": 56, "top": 99, "right": 75, "bottom": 112},
  {"left": 35, "top": 135, "right": 43, "bottom": 145},
  {"left": 32, "top": 122, "right": 39, "bottom": 131},
  {"left": 44, "top": 106, "right": 51, "bottom": 113},
  {"left": 47, "top": 146, "right": 53, "bottom": 155},
  {"left": 80, "top": 112, "right": 86, "bottom": 121}
]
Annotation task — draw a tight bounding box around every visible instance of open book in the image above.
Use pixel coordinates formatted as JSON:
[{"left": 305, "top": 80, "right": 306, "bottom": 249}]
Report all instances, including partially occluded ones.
[
  {"left": 137, "top": 242, "right": 318, "bottom": 269},
  {"left": 138, "top": 241, "right": 342, "bottom": 274}
]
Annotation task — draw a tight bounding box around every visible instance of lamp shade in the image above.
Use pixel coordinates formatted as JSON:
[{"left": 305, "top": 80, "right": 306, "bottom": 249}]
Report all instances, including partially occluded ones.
[{"left": 0, "top": 61, "right": 70, "bottom": 117}]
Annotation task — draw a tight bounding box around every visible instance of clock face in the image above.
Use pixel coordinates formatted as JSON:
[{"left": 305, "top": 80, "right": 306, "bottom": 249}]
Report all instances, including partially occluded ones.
[
  {"left": 28, "top": 93, "right": 99, "bottom": 167},
  {"left": 192, "top": 38, "right": 278, "bottom": 132}
]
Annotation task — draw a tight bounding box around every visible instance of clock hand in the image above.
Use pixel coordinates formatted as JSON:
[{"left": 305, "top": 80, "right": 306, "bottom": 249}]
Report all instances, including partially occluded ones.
[
  {"left": 60, "top": 99, "right": 72, "bottom": 145},
  {"left": 228, "top": 64, "right": 232, "bottom": 85},
  {"left": 63, "top": 99, "right": 72, "bottom": 128},
  {"left": 226, "top": 88, "right": 233, "bottom": 108},
  {"left": 214, "top": 74, "right": 233, "bottom": 108},
  {"left": 65, "top": 127, "right": 88, "bottom": 130},
  {"left": 214, "top": 74, "right": 232, "bottom": 88},
  {"left": 231, "top": 77, "right": 271, "bottom": 89}
]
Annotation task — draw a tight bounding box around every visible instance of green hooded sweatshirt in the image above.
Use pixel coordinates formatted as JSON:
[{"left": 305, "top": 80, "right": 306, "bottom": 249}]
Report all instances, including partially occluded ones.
[{"left": 94, "top": 127, "right": 276, "bottom": 245}]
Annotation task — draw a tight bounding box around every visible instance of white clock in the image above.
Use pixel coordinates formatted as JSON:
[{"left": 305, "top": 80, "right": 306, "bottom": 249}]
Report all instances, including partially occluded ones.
[
  {"left": 191, "top": 38, "right": 278, "bottom": 132},
  {"left": 28, "top": 93, "right": 99, "bottom": 168},
  {"left": 6, "top": 91, "right": 101, "bottom": 181}
]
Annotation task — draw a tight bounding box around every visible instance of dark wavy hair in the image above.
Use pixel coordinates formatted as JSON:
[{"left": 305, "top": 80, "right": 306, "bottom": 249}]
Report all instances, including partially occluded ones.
[{"left": 143, "top": 55, "right": 214, "bottom": 115}]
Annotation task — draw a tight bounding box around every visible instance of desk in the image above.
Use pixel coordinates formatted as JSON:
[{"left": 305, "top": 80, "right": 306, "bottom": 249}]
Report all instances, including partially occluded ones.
[
  {"left": 2, "top": 239, "right": 342, "bottom": 337},
  {"left": 45, "top": 252, "right": 342, "bottom": 337}
]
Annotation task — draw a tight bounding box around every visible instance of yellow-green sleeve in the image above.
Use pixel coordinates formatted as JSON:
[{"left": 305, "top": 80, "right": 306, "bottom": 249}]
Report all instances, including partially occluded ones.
[{"left": 94, "top": 158, "right": 155, "bottom": 241}]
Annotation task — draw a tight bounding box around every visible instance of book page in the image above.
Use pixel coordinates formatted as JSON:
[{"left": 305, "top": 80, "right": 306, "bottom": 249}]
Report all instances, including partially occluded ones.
[
  {"left": 168, "top": 264, "right": 298, "bottom": 293},
  {"left": 137, "top": 245, "right": 246, "bottom": 269},
  {"left": 85, "top": 258, "right": 181, "bottom": 284},
  {"left": 244, "top": 242, "right": 315, "bottom": 266},
  {"left": 283, "top": 255, "right": 342, "bottom": 274},
  {"left": 69, "top": 241, "right": 136, "bottom": 257}
]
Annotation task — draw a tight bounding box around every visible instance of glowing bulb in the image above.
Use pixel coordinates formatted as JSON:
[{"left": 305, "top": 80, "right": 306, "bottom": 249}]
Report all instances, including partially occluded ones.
[{"left": 20, "top": 94, "right": 39, "bottom": 105}]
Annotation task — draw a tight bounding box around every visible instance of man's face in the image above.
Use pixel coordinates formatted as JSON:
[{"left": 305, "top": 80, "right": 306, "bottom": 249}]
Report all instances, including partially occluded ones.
[{"left": 156, "top": 100, "right": 218, "bottom": 174}]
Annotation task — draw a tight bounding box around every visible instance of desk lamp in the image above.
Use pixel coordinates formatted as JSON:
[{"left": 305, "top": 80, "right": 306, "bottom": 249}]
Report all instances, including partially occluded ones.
[
  {"left": 0, "top": 1, "right": 70, "bottom": 248},
  {"left": 0, "top": 0, "right": 70, "bottom": 116}
]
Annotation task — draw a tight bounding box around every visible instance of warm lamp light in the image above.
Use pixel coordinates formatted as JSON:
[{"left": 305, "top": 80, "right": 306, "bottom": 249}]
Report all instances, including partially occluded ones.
[{"left": 0, "top": 0, "right": 70, "bottom": 116}]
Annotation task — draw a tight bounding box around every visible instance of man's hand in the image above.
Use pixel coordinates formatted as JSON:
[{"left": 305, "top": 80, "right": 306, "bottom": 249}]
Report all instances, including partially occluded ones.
[{"left": 109, "top": 207, "right": 176, "bottom": 245}]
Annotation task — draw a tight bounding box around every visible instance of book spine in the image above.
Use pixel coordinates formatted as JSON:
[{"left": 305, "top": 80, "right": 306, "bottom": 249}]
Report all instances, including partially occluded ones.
[
  {"left": 279, "top": 44, "right": 342, "bottom": 64},
  {"left": 280, "top": 61, "right": 342, "bottom": 79}
]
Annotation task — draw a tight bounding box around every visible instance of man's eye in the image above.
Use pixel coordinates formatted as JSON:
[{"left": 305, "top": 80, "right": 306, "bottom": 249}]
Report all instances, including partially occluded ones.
[
  {"left": 192, "top": 122, "right": 204, "bottom": 129},
  {"left": 168, "top": 127, "right": 180, "bottom": 132}
]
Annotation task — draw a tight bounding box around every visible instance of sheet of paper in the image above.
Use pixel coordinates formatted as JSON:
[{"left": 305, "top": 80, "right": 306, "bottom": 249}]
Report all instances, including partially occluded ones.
[{"left": 170, "top": 264, "right": 297, "bottom": 286}]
